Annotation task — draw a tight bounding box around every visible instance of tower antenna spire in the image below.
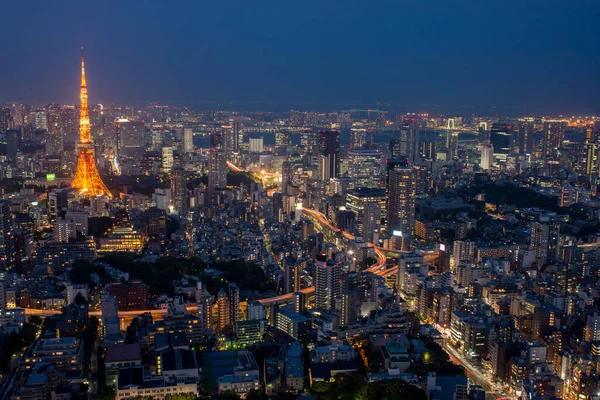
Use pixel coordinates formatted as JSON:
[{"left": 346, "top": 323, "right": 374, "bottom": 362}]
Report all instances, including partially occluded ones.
[{"left": 72, "top": 48, "right": 112, "bottom": 197}]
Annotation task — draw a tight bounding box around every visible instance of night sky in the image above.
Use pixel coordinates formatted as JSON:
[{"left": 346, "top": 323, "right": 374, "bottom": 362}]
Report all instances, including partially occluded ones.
[{"left": 2, "top": 0, "right": 599, "bottom": 115}]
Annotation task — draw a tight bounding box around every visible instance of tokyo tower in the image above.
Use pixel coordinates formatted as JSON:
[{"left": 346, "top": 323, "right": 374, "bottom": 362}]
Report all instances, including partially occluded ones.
[{"left": 72, "top": 48, "right": 111, "bottom": 197}]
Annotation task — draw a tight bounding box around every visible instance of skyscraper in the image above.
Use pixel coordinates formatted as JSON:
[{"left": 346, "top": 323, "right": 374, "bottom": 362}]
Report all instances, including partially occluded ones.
[
  {"left": 362, "top": 202, "right": 381, "bottom": 243},
  {"left": 586, "top": 143, "right": 598, "bottom": 176},
  {"left": 0, "top": 200, "right": 15, "bottom": 271},
  {"left": 386, "top": 165, "right": 416, "bottom": 236},
  {"left": 480, "top": 144, "right": 494, "bottom": 170},
  {"left": 339, "top": 291, "right": 357, "bottom": 328},
  {"left": 517, "top": 119, "right": 535, "bottom": 154},
  {"left": 542, "top": 120, "right": 566, "bottom": 158},
  {"left": 170, "top": 167, "right": 187, "bottom": 213},
  {"left": 318, "top": 130, "right": 340, "bottom": 180},
  {"left": 349, "top": 128, "right": 366, "bottom": 150},
  {"left": 530, "top": 221, "right": 560, "bottom": 268},
  {"left": 232, "top": 117, "right": 243, "bottom": 151},
  {"left": 314, "top": 254, "right": 342, "bottom": 310},
  {"left": 162, "top": 146, "right": 174, "bottom": 172},
  {"left": 281, "top": 161, "right": 294, "bottom": 195},
  {"left": 0, "top": 107, "right": 11, "bottom": 132},
  {"left": 72, "top": 49, "right": 112, "bottom": 197},
  {"left": 490, "top": 123, "right": 512, "bottom": 160},
  {"left": 116, "top": 119, "right": 145, "bottom": 157},
  {"left": 183, "top": 127, "right": 193, "bottom": 153},
  {"left": 217, "top": 288, "right": 230, "bottom": 333},
  {"left": 399, "top": 123, "right": 420, "bottom": 164},
  {"left": 347, "top": 149, "right": 383, "bottom": 188},
  {"left": 208, "top": 148, "right": 227, "bottom": 191},
  {"left": 228, "top": 283, "right": 240, "bottom": 332}
]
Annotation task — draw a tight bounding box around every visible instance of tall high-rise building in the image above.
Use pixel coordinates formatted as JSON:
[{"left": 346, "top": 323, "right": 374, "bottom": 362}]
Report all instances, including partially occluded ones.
[
  {"left": 349, "top": 128, "right": 366, "bottom": 150},
  {"left": 162, "top": 146, "right": 174, "bottom": 172},
  {"left": 584, "top": 126, "right": 595, "bottom": 144},
  {"left": 217, "top": 288, "right": 230, "bottom": 333},
  {"left": 34, "top": 110, "right": 48, "bottom": 131},
  {"left": 117, "top": 119, "right": 145, "bottom": 157},
  {"left": 530, "top": 222, "right": 560, "bottom": 268},
  {"left": 283, "top": 257, "right": 301, "bottom": 294},
  {"left": 300, "top": 131, "right": 318, "bottom": 155},
  {"left": 0, "top": 200, "right": 15, "bottom": 271},
  {"left": 318, "top": 130, "right": 340, "bottom": 180},
  {"left": 249, "top": 137, "right": 264, "bottom": 153},
  {"left": 281, "top": 161, "right": 294, "bottom": 195},
  {"left": 275, "top": 130, "right": 292, "bottom": 150},
  {"left": 208, "top": 148, "right": 227, "bottom": 191},
  {"left": 224, "top": 117, "right": 242, "bottom": 157},
  {"left": 386, "top": 165, "right": 416, "bottom": 236},
  {"left": 362, "top": 202, "right": 381, "bottom": 243},
  {"left": 542, "top": 120, "right": 566, "bottom": 158},
  {"left": 347, "top": 150, "right": 382, "bottom": 188},
  {"left": 0, "top": 107, "right": 11, "bottom": 132},
  {"left": 453, "top": 240, "right": 475, "bottom": 265},
  {"left": 339, "top": 291, "right": 357, "bottom": 328},
  {"left": 292, "top": 292, "right": 305, "bottom": 314},
  {"left": 314, "top": 254, "right": 342, "bottom": 310},
  {"left": 584, "top": 312, "right": 600, "bottom": 343},
  {"left": 490, "top": 123, "right": 512, "bottom": 160},
  {"left": 480, "top": 144, "right": 494, "bottom": 170},
  {"left": 170, "top": 167, "right": 187, "bottom": 213},
  {"left": 586, "top": 143, "right": 598, "bottom": 176},
  {"left": 5, "top": 129, "right": 21, "bottom": 160},
  {"left": 389, "top": 139, "right": 402, "bottom": 160},
  {"left": 399, "top": 123, "right": 420, "bottom": 163},
  {"left": 72, "top": 49, "right": 112, "bottom": 197},
  {"left": 232, "top": 117, "right": 243, "bottom": 150},
  {"left": 9, "top": 104, "right": 25, "bottom": 128},
  {"left": 517, "top": 119, "right": 535, "bottom": 154},
  {"left": 228, "top": 283, "right": 240, "bottom": 332},
  {"left": 183, "top": 128, "right": 193, "bottom": 153}
]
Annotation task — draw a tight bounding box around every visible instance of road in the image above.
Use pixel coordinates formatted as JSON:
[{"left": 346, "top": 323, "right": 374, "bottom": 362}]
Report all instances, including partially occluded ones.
[{"left": 444, "top": 343, "right": 509, "bottom": 400}]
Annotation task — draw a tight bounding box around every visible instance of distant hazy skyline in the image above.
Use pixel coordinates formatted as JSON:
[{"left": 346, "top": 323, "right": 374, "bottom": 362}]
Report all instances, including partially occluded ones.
[{"left": 2, "top": 1, "right": 599, "bottom": 115}]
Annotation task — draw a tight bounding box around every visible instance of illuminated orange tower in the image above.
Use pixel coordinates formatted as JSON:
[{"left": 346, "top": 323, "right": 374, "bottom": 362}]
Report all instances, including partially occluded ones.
[{"left": 72, "top": 48, "right": 111, "bottom": 197}]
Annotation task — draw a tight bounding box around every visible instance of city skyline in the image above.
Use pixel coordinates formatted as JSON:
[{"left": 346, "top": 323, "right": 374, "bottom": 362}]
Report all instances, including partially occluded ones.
[{"left": 1, "top": 1, "right": 599, "bottom": 115}]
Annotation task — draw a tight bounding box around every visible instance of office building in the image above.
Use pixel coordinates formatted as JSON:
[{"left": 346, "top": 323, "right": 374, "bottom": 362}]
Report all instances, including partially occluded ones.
[
  {"left": 281, "top": 161, "right": 294, "bottom": 195},
  {"left": 339, "top": 291, "right": 358, "bottom": 328},
  {"left": 276, "top": 305, "right": 311, "bottom": 339},
  {"left": 162, "top": 146, "right": 174, "bottom": 172},
  {"left": 249, "top": 137, "right": 264, "bottom": 153},
  {"left": 0, "top": 200, "right": 15, "bottom": 271},
  {"left": 361, "top": 202, "right": 381, "bottom": 243},
  {"left": 117, "top": 119, "right": 145, "bottom": 157},
  {"left": 347, "top": 149, "right": 383, "bottom": 188},
  {"left": 386, "top": 166, "right": 416, "bottom": 236},
  {"left": 584, "top": 312, "right": 600, "bottom": 343},
  {"left": 208, "top": 148, "right": 227, "bottom": 191},
  {"left": 229, "top": 283, "right": 240, "bottom": 332},
  {"left": 480, "top": 144, "right": 493, "bottom": 170},
  {"left": 217, "top": 288, "right": 230, "bottom": 333},
  {"left": 490, "top": 123, "right": 512, "bottom": 160},
  {"left": 530, "top": 222, "right": 559, "bottom": 268},
  {"left": 318, "top": 130, "right": 340, "bottom": 180},
  {"left": 542, "top": 120, "right": 566, "bottom": 158},
  {"left": 314, "top": 254, "right": 342, "bottom": 310},
  {"left": 453, "top": 240, "right": 475, "bottom": 265},
  {"left": 183, "top": 127, "right": 193, "bottom": 153},
  {"left": 106, "top": 280, "right": 149, "bottom": 310},
  {"left": 517, "top": 118, "right": 535, "bottom": 154}
]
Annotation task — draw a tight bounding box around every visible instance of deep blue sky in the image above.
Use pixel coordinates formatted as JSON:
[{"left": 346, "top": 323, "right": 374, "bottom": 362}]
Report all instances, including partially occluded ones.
[{"left": 2, "top": 0, "right": 599, "bottom": 115}]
